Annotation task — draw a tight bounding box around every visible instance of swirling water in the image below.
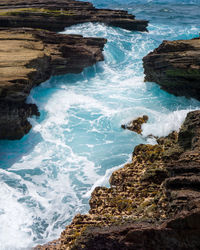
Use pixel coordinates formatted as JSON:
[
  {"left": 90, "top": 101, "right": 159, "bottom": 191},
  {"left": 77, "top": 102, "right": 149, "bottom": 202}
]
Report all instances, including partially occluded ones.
[{"left": 0, "top": 0, "right": 200, "bottom": 249}]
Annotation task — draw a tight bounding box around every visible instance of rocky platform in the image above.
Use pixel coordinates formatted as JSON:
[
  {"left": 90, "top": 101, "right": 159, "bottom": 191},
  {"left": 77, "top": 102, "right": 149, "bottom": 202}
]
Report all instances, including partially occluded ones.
[
  {"left": 0, "top": 28, "right": 106, "bottom": 139},
  {"left": 0, "top": 0, "right": 148, "bottom": 32},
  {"left": 36, "top": 111, "right": 200, "bottom": 249},
  {"left": 143, "top": 38, "right": 200, "bottom": 100}
]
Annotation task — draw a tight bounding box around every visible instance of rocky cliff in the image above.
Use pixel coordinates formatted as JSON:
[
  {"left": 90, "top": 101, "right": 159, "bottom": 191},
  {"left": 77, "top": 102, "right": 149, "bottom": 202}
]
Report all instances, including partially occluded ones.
[
  {"left": 0, "top": 28, "right": 106, "bottom": 139},
  {"left": 0, "top": 0, "right": 148, "bottom": 32},
  {"left": 36, "top": 110, "right": 200, "bottom": 249},
  {"left": 143, "top": 38, "right": 200, "bottom": 100}
]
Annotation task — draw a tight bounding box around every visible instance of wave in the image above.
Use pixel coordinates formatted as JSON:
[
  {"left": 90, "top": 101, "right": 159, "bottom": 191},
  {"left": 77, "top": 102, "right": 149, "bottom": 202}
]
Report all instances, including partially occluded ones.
[{"left": 0, "top": 4, "right": 200, "bottom": 249}]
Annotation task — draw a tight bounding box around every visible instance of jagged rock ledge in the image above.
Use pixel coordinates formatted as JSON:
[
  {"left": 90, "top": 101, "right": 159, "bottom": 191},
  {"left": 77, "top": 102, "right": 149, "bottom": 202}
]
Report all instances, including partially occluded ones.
[
  {"left": 36, "top": 111, "right": 200, "bottom": 249},
  {"left": 0, "top": 0, "right": 148, "bottom": 32},
  {"left": 0, "top": 28, "right": 106, "bottom": 139},
  {"left": 143, "top": 37, "right": 200, "bottom": 100}
]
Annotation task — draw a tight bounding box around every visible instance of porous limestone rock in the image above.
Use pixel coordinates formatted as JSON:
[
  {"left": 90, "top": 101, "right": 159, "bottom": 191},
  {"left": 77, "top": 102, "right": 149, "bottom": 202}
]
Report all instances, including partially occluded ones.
[{"left": 35, "top": 111, "right": 200, "bottom": 249}]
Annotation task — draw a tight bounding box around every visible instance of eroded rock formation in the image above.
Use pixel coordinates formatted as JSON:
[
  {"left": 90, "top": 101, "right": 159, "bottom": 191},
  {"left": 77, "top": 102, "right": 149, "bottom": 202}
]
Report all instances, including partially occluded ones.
[
  {"left": 143, "top": 38, "right": 200, "bottom": 100},
  {"left": 0, "top": 28, "right": 106, "bottom": 139},
  {"left": 0, "top": 0, "right": 148, "bottom": 32},
  {"left": 121, "top": 115, "right": 149, "bottom": 134},
  {"left": 36, "top": 111, "right": 200, "bottom": 249}
]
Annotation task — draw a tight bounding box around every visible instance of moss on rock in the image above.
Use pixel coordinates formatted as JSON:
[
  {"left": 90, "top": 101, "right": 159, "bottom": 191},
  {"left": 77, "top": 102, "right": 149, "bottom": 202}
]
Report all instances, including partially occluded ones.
[{"left": 0, "top": 8, "right": 75, "bottom": 16}]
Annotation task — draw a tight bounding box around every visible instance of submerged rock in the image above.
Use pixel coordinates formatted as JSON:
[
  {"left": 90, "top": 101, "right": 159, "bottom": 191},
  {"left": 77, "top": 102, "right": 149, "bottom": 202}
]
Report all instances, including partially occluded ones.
[
  {"left": 36, "top": 110, "right": 200, "bottom": 249},
  {"left": 0, "top": 0, "right": 148, "bottom": 32},
  {"left": 121, "top": 115, "right": 149, "bottom": 134},
  {"left": 143, "top": 38, "right": 200, "bottom": 100},
  {"left": 0, "top": 28, "right": 106, "bottom": 139}
]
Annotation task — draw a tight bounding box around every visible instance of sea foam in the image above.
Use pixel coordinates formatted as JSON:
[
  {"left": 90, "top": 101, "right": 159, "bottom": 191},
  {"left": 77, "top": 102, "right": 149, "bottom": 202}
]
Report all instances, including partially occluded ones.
[{"left": 0, "top": 2, "right": 200, "bottom": 249}]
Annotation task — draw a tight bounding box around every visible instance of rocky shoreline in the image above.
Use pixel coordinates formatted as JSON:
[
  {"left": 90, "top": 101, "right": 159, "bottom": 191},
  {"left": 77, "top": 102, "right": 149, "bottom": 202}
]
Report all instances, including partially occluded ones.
[
  {"left": 34, "top": 18, "right": 200, "bottom": 249},
  {"left": 143, "top": 37, "right": 200, "bottom": 101},
  {"left": 0, "top": 0, "right": 148, "bottom": 140},
  {"left": 1, "top": 0, "right": 200, "bottom": 249},
  {"left": 36, "top": 110, "right": 200, "bottom": 249},
  {"left": 0, "top": 28, "right": 106, "bottom": 139},
  {"left": 0, "top": 0, "right": 148, "bottom": 32}
]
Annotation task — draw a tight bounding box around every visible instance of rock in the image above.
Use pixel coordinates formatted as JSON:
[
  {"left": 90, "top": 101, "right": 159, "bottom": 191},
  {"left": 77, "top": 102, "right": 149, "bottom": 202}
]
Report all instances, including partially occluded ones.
[
  {"left": 143, "top": 38, "right": 200, "bottom": 100},
  {"left": 0, "top": 102, "right": 39, "bottom": 140},
  {"left": 0, "top": 0, "right": 148, "bottom": 32},
  {"left": 0, "top": 28, "right": 106, "bottom": 139},
  {"left": 121, "top": 115, "right": 149, "bottom": 134},
  {"left": 35, "top": 111, "right": 200, "bottom": 249}
]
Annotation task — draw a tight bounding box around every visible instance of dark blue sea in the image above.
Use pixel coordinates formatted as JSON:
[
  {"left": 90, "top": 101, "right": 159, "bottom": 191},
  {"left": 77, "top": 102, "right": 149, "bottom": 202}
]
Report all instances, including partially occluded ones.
[{"left": 0, "top": 0, "right": 200, "bottom": 249}]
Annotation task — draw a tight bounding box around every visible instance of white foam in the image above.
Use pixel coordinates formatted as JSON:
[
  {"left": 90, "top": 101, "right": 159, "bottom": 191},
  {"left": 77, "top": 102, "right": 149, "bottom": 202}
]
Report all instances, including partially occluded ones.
[
  {"left": 0, "top": 181, "right": 33, "bottom": 250},
  {"left": 142, "top": 109, "right": 196, "bottom": 137},
  {"left": 83, "top": 163, "right": 127, "bottom": 198}
]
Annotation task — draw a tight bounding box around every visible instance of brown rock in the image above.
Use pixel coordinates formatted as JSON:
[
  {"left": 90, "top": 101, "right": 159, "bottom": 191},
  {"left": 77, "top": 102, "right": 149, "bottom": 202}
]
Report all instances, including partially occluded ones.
[
  {"left": 143, "top": 38, "right": 200, "bottom": 100},
  {"left": 0, "top": 28, "right": 106, "bottom": 139},
  {"left": 0, "top": 0, "right": 148, "bottom": 32},
  {"left": 121, "top": 115, "right": 149, "bottom": 134}
]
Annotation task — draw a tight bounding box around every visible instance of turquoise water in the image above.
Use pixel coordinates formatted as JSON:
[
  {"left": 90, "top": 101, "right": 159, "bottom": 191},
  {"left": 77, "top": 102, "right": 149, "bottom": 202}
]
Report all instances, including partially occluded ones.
[{"left": 0, "top": 1, "right": 200, "bottom": 249}]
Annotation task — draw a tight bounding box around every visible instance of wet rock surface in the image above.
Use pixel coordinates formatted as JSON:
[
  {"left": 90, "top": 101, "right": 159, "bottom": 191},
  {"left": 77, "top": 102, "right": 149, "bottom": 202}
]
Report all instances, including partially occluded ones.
[
  {"left": 0, "top": 0, "right": 148, "bottom": 32},
  {"left": 36, "top": 111, "right": 200, "bottom": 249},
  {"left": 143, "top": 38, "right": 200, "bottom": 100},
  {"left": 0, "top": 28, "right": 106, "bottom": 139},
  {"left": 121, "top": 115, "right": 149, "bottom": 134}
]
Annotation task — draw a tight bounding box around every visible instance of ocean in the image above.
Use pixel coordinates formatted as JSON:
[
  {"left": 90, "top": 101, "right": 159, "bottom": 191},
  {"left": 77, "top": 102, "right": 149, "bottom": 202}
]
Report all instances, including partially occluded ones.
[{"left": 0, "top": 0, "right": 200, "bottom": 249}]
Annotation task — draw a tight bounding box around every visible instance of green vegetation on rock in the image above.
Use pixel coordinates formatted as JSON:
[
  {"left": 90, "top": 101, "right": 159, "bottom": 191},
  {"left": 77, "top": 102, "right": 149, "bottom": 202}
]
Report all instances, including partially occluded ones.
[
  {"left": 166, "top": 68, "right": 200, "bottom": 79},
  {"left": 0, "top": 8, "right": 75, "bottom": 17}
]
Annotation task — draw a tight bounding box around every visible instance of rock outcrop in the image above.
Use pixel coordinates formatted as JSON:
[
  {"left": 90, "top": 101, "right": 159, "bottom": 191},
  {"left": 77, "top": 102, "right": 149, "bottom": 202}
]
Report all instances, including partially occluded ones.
[
  {"left": 143, "top": 38, "right": 200, "bottom": 100},
  {"left": 0, "top": 0, "right": 148, "bottom": 32},
  {"left": 0, "top": 28, "right": 106, "bottom": 139},
  {"left": 36, "top": 111, "right": 200, "bottom": 249},
  {"left": 121, "top": 115, "right": 149, "bottom": 134}
]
